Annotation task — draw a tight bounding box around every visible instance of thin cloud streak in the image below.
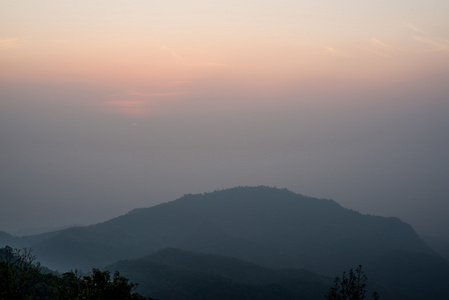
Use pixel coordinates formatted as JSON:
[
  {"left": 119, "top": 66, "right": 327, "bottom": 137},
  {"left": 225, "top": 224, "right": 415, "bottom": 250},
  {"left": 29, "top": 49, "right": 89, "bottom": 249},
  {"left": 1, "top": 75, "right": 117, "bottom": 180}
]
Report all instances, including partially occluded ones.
[
  {"left": 161, "top": 46, "right": 231, "bottom": 68},
  {"left": 360, "top": 46, "right": 392, "bottom": 58},
  {"left": 412, "top": 36, "right": 449, "bottom": 52},
  {"left": 325, "top": 47, "right": 350, "bottom": 57},
  {"left": 99, "top": 90, "right": 193, "bottom": 117},
  {"left": 127, "top": 91, "right": 192, "bottom": 97},
  {"left": 100, "top": 100, "right": 149, "bottom": 116},
  {"left": 370, "top": 38, "right": 399, "bottom": 51},
  {"left": 359, "top": 38, "right": 398, "bottom": 58},
  {"left": 404, "top": 22, "right": 427, "bottom": 34},
  {"left": 403, "top": 22, "right": 449, "bottom": 52},
  {"left": 0, "top": 38, "right": 21, "bottom": 49}
]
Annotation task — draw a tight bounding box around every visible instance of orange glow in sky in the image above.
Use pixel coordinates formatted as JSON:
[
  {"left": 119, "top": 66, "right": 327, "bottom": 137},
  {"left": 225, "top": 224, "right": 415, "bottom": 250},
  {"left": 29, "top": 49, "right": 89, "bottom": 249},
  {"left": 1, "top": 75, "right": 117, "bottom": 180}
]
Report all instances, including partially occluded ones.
[{"left": 1, "top": 0, "right": 448, "bottom": 117}]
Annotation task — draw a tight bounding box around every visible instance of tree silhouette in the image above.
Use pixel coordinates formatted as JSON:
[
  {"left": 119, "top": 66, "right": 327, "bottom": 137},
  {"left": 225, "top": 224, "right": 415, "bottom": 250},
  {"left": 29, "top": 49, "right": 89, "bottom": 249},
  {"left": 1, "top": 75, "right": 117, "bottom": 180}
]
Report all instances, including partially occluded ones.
[
  {"left": 58, "top": 268, "right": 151, "bottom": 299},
  {"left": 0, "top": 246, "right": 154, "bottom": 299},
  {"left": 0, "top": 246, "right": 43, "bottom": 299},
  {"left": 325, "top": 265, "right": 379, "bottom": 300}
]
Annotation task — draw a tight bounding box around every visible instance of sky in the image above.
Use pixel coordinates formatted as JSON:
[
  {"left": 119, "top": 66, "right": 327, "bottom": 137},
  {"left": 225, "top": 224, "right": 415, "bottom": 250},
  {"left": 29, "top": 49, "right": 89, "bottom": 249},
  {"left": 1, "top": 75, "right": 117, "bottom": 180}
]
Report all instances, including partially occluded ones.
[{"left": 1, "top": 0, "right": 449, "bottom": 237}]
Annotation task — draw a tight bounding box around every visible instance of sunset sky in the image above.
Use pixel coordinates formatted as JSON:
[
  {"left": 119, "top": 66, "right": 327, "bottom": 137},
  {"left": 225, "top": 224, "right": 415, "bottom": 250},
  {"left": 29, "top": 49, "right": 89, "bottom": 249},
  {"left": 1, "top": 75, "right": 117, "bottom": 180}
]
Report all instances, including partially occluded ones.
[{"left": 1, "top": 1, "right": 449, "bottom": 236}]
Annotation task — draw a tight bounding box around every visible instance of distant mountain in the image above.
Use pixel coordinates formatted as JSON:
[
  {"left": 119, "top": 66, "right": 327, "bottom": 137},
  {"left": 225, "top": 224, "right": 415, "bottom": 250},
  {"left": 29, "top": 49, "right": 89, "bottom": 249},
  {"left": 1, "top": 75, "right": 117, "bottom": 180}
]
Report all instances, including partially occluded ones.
[
  {"left": 1, "top": 186, "right": 434, "bottom": 276},
  {"left": 105, "top": 247, "right": 332, "bottom": 300},
  {"left": 12, "top": 224, "right": 86, "bottom": 237}
]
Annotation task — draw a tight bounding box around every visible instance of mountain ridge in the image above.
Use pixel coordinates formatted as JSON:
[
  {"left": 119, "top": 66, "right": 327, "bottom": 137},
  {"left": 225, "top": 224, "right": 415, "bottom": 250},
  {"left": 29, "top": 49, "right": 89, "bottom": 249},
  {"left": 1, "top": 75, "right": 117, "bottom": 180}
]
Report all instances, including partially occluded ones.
[{"left": 1, "top": 186, "right": 434, "bottom": 276}]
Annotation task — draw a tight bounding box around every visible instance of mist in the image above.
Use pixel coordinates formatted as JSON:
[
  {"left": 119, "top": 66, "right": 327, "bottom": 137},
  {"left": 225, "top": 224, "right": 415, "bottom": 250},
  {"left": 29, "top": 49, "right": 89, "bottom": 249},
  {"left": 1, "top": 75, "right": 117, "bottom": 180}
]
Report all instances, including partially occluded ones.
[{"left": 1, "top": 72, "right": 448, "bottom": 237}]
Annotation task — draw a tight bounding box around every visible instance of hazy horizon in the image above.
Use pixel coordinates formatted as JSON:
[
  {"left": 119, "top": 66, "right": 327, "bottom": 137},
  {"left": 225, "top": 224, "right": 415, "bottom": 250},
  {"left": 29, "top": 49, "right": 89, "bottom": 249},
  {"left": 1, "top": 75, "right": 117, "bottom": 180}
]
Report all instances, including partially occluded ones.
[{"left": 1, "top": 1, "right": 449, "bottom": 237}]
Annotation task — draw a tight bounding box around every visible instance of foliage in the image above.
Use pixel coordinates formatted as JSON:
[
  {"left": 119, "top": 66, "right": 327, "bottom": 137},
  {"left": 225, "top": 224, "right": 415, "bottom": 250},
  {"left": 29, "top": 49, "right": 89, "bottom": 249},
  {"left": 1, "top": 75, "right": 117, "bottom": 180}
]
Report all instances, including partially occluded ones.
[
  {"left": 0, "top": 245, "right": 45, "bottom": 299},
  {"left": 0, "top": 246, "right": 153, "bottom": 300},
  {"left": 57, "top": 268, "right": 151, "bottom": 300},
  {"left": 326, "top": 265, "right": 379, "bottom": 300}
]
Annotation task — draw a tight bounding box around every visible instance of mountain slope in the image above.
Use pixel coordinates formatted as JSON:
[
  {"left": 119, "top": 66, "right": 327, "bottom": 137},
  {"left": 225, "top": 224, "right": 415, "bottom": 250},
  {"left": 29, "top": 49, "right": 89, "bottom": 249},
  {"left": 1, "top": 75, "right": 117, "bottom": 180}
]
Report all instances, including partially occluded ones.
[
  {"left": 149, "top": 187, "right": 432, "bottom": 274},
  {"left": 106, "top": 248, "right": 332, "bottom": 300},
  {"left": 2, "top": 186, "right": 434, "bottom": 276}
]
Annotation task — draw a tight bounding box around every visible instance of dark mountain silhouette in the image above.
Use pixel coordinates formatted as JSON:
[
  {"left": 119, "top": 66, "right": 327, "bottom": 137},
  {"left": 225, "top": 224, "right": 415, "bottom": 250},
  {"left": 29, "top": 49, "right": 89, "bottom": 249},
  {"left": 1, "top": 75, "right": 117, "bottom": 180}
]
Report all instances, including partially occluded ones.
[
  {"left": 105, "top": 247, "right": 332, "bottom": 300},
  {"left": 1, "top": 186, "right": 434, "bottom": 275}
]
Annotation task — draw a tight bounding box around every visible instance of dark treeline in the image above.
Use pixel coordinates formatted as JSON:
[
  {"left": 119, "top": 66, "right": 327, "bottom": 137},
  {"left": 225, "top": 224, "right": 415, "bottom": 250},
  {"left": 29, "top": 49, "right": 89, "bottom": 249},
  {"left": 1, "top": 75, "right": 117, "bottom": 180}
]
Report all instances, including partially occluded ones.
[{"left": 0, "top": 246, "right": 153, "bottom": 300}]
